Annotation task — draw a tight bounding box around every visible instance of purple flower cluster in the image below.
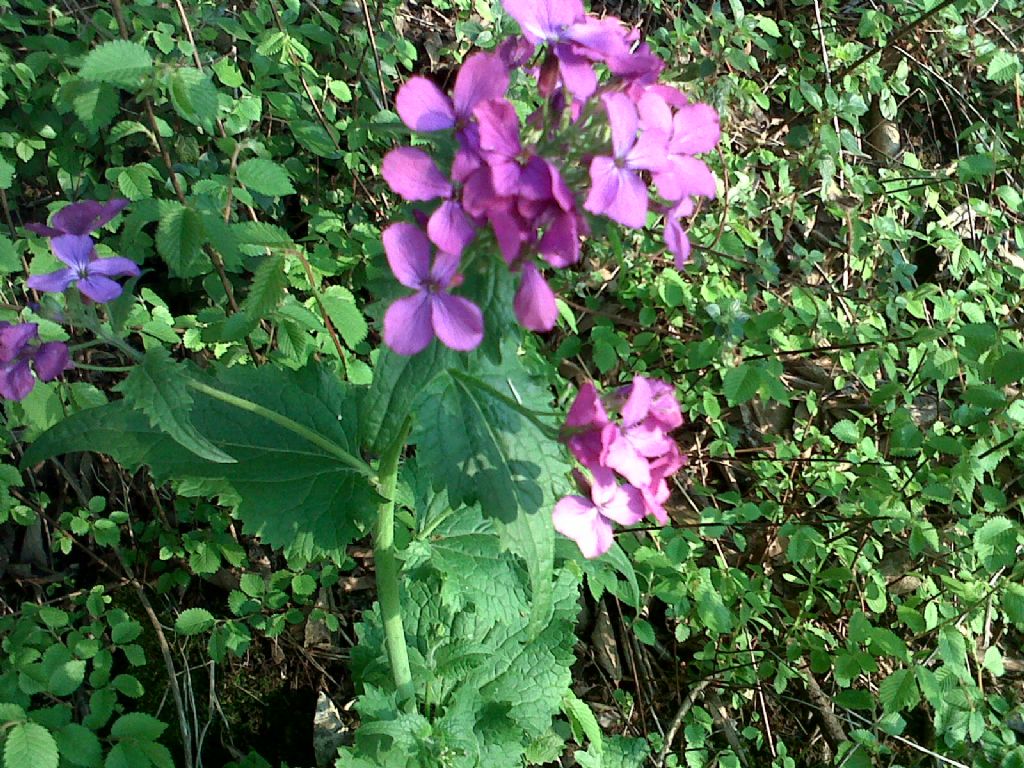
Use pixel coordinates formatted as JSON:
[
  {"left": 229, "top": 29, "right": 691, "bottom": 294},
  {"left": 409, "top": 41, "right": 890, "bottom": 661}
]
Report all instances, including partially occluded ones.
[
  {"left": 0, "top": 323, "right": 70, "bottom": 401},
  {"left": 555, "top": 376, "right": 684, "bottom": 558},
  {"left": 379, "top": 0, "right": 720, "bottom": 355},
  {"left": 27, "top": 199, "right": 139, "bottom": 303}
]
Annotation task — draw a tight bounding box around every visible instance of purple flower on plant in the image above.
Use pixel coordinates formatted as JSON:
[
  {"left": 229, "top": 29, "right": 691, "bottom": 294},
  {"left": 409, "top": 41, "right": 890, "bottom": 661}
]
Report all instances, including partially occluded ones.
[
  {"left": 27, "top": 234, "right": 140, "bottom": 303},
  {"left": 25, "top": 199, "right": 129, "bottom": 238},
  {"left": 396, "top": 52, "right": 509, "bottom": 133},
  {"left": 553, "top": 467, "right": 646, "bottom": 558},
  {"left": 584, "top": 92, "right": 667, "bottom": 229},
  {"left": 555, "top": 377, "right": 685, "bottom": 556},
  {"left": 0, "top": 322, "right": 71, "bottom": 401},
  {"left": 382, "top": 222, "right": 484, "bottom": 355}
]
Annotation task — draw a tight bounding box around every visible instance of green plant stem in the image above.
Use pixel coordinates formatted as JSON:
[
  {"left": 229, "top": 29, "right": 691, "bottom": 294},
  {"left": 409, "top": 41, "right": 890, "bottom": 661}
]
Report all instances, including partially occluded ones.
[
  {"left": 184, "top": 378, "right": 374, "bottom": 479},
  {"left": 374, "top": 416, "right": 415, "bottom": 708}
]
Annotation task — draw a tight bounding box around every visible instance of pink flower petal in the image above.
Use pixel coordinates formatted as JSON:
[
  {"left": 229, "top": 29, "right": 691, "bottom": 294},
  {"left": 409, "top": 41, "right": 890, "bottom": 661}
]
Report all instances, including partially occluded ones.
[
  {"left": 430, "top": 294, "right": 484, "bottom": 352},
  {"left": 670, "top": 103, "right": 721, "bottom": 155},
  {"left": 665, "top": 219, "right": 691, "bottom": 268},
  {"left": 427, "top": 201, "right": 476, "bottom": 257},
  {"left": 382, "top": 222, "right": 432, "bottom": 289},
  {"left": 384, "top": 293, "right": 434, "bottom": 355},
  {"left": 553, "top": 495, "right": 613, "bottom": 559},
  {"left": 513, "top": 262, "right": 558, "bottom": 332},
  {"left": 453, "top": 52, "right": 509, "bottom": 119},
  {"left": 381, "top": 148, "right": 452, "bottom": 201},
  {"left": 602, "top": 92, "right": 638, "bottom": 159},
  {"left": 396, "top": 77, "right": 456, "bottom": 132},
  {"left": 475, "top": 99, "right": 521, "bottom": 159},
  {"left": 584, "top": 158, "right": 648, "bottom": 230}
]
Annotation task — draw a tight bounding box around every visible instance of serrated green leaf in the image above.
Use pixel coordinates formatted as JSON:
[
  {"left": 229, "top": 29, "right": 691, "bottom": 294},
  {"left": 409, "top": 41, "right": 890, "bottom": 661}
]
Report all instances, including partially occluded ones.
[
  {"left": 722, "top": 363, "right": 762, "bottom": 406},
  {"left": 0, "top": 235, "right": 19, "bottom": 274},
  {"left": 79, "top": 41, "right": 153, "bottom": 89},
  {"left": 562, "top": 692, "right": 603, "bottom": 754},
  {"left": 54, "top": 723, "right": 102, "bottom": 768},
  {"left": 157, "top": 203, "right": 206, "bottom": 278},
  {"left": 24, "top": 365, "right": 376, "bottom": 562},
  {"left": 320, "top": 286, "right": 367, "bottom": 349},
  {"left": 116, "top": 347, "right": 235, "bottom": 463},
  {"left": 831, "top": 419, "right": 860, "bottom": 443},
  {"left": 0, "top": 156, "right": 14, "bottom": 190},
  {"left": 69, "top": 80, "right": 119, "bottom": 130},
  {"left": 958, "top": 153, "right": 996, "bottom": 181},
  {"left": 112, "top": 674, "right": 144, "bottom": 698},
  {"left": 413, "top": 355, "right": 570, "bottom": 631},
  {"left": 109, "top": 712, "right": 167, "bottom": 741},
  {"left": 242, "top": 252, "right": 287, "bottom": 318},
  {"left": 47, "top": 658, "right": 86, "bottom": 696},
  {"left": 174, "top": 608, "right": 216, "bottom": 635},
  {"left": 233, "top": 221, "right": 294, "bottom": 246},
  {"left": 237, "top": 158, "right": 295, "bottom": 197},
  {"left": 117, "top": 166, "right": 154, "bottom": 201},
  {"left": 4, "top": 722, "right": 58, "bottom": 768},
  {"left": 1004, "top": 583, "right": 1024, "bottom": 627},
  {"left": 878, "top": 668, "right": 920, "bottom": 713},
  {"left": 974, "top": 516, "right": 1018, "bottom": 572},
  {"left": 167, "top": 68, "right": 218, "bottom": 132},
  {"left": 987, "top": 49, "right": 1021, "bottom": 83}
]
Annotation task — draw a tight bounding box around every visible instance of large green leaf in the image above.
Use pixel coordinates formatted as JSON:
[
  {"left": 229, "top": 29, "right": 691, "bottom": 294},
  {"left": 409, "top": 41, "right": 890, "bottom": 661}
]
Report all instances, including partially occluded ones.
[
  {"left": 24, "top": 365, "right": 375, "bottom": 561},
  {"left": 3, "top": 722, "right": 58, "bottom": 768},
  {"left": 79, "top": 41, "right": 153, "bottom": 89},
  {"left": 412, "top": 352, "right": 570, "bottom": 630}
]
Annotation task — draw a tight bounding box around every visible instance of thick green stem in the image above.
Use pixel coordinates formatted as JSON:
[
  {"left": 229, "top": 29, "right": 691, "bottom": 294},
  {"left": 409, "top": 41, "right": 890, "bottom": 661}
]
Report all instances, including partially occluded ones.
[
  {"left": 375, "top": 417, "right": 415, "bottom": 707},
  {"left": 185, "top": 378, "right": 374, "bottom": 479}
]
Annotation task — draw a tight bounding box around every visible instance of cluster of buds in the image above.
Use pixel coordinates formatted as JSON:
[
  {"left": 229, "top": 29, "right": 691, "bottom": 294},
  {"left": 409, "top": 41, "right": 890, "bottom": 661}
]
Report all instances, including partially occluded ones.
[
  {"left": 556, "top": 377, "right": 684, "bottom": 557},
  {"left": 379, "top": 0, "right": 720, "bottom": 354}
]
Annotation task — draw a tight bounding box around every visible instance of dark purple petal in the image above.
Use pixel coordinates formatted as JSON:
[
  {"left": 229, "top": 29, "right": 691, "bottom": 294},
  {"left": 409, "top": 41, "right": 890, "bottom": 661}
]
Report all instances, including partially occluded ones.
[
  {"left": 396, "top": 77, "right": 456, "bottom": 132},
  {"left": 475, "top": 99, "right": 521, "bottom": 159},
  {"left": 77, "top": 275, "right": 123, "bottom": 303},
  {"left": 502, "top": 0, "right": 584, "bottom": 42},
  {"left": 513, "top": 262, "right": 558, "bottom": 332},
  {"left": 33, "top": 342, "right": 71, "bottom": 382},
  {"left": 430, "top": 294, "right": 484, "bottom": 352},
  {"left": 384, "top": 293, "right": 434, "bottom": 355},
  {"left": 608, "top": 42, "right": 664, "bottom": 83},
  {"left": 670, "top": 103, "right": 721, "bottom": 155},
  {"left": 26, "top": 269, "right": 75, "bottom": 295},
  {"left": 497, "top": 35, "right": 535, "bottom": 68},
  {"left": 25, "top": 223, "right": 62, "bottom": 237},
  {"left": 51, "top": 234, "right": 94, "bottom": 270},
  {"left": 383, "top": 222, "right": 432, "bottom": 289},
  {"left": 552, "top": 495, "right": 613, "bottom": 559},
  {"left": 488, "top": 209, "right": 525, "bottom": 264},
  {"left": 584, "top": 158, "right": 648, "bottom": 230},
  {"left": 538, "top": 211, "right": 579, "bottom": 268},
  {"left": 87, "top": 256, "right": 140, "bottom": 278},
  {"left": 487, "top": 157, "right": 523, "bottom": 198},
  {"left": 602, "top": 92, "right": 638, "bottom": 159},
  {"left": 51, "top": 199, "right": 128, "bottom": 235},
  {"left": 427, "top": 201, "right": 476, "bottom": 257},
  {"left": 381, "top": 148, "right": 452, "bottom": 201},
  {"left": 0, "top": 322, "right": 38, "bottom": 363},
  {"left": 546, "top": 161, "right": 575, "bottom": 212},
  {"left": 0, "top": 360, "right": 35, "bottom": 401},
  {"left": 453, "top": 52, "right": 509, "bottom": 120}
]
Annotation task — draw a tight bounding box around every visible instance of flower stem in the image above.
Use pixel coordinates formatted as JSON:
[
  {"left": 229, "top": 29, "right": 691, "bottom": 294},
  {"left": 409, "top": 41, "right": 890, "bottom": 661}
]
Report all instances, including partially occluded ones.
[{"left": 374, "top": 416, "right": 415, "bottom": 708}]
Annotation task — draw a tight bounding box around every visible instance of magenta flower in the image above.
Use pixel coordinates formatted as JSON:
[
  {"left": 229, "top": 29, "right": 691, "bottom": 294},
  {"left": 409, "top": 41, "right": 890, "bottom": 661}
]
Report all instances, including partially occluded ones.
[
  {"left": 382, "top": 222, "right": 484, "bottom": 355},
  {"left": 601, "top": 377, "right": 682, "bottom": 488},
  {"left": 28, "top": 234, "right": 140, "bottom": 303},
  {"left": 564, "top": 381, "right": 611, "bottom": 468},
  {"left": 381, "top": 148, "right": 476, "bottom": 257},
  {"left": 26, "top": 199, "right": 129, "bottom": 238},
  {"left": 501, "top": 0, "right": 631, "bottom": 99},
  {"left": 553, "top": 468, "right": 646, "bottom": 558},
  {"left": 396, "top": 52, "right": 509, "bottom": 133},
  {"left": 0, "top": 322, "right": 71, "bottom": 401},
  {"left": 584, "top": 92, "right": 667, "bottom": 229}
]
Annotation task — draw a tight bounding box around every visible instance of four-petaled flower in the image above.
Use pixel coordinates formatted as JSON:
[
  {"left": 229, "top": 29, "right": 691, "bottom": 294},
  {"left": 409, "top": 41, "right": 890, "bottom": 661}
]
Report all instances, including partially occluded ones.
[
  {"left": 553, "top": 467, "right": 645, "bottom": 558},
  {"left": 28, "top": 234, "right": 140, "bottom": 303},
  {"left": 383, "top": 222, "right": 484, "bottom": 355}
]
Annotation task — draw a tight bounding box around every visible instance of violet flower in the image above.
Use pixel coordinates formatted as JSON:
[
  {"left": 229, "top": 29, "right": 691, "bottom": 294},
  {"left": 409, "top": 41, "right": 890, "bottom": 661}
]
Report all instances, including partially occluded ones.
[
  {"left": 584, "top": 92, "right": 667, "bottom": 229},
  {"left": 552, "top": 468, "right": 645, "bottom": 559},
  {"left": 382, "top": 222, "right": 484, "bottom": 355},
  {"left": 0, "top": 322, "right": 71, "bottom": 401},
  {"left": 27, "top": 234, "right": 140, "bottom": 303},
  {"left": 396, "top": 52, "right": 509, "bottom": 133}
]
